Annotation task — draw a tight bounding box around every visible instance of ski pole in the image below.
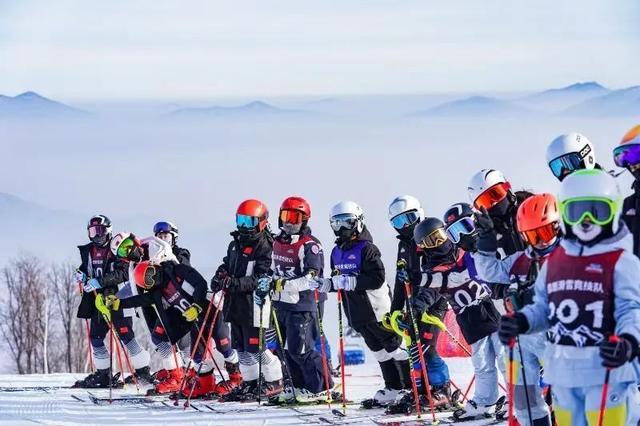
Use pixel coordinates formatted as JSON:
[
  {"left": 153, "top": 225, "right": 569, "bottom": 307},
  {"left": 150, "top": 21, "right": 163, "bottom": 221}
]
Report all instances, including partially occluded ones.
[
  {"left": 516, "top": 336, "right": 534, "bottom": 426},
  {"left": 397, "top": 260, "right": 437, "bottom": 422},
  {"left": 389, "top": 311, "right": 422, "bottom": 419},
  {"left": 508, "top": 339, "right": 516, "bottom": 426},
  {"left": 335, "top": 269, "right": 347, "bottom": 415},
  {"left": 257, "top": 301, "right": 265, "bottom": 405},
  {"left": 271, "top": 305, "right": 298, "bottom": 402},
  {"left": 315, "top": 289, "right": 333, "bottom": 407},
  {"left": 109, "top": 322, "right": 114, "bottom": 403},
  {"left": 597, "top": 335, "right": 619, "bottom": 426}
]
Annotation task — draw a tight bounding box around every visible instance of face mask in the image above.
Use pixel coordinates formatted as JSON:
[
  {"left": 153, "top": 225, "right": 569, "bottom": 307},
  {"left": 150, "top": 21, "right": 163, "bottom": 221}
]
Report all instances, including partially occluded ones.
[
  {"left": 488, "top": 196, "right": 512, "bottom": 219},
  {"left": 570, "top": 222, "right": 602, "bottom": 242},
  {"left": 335, "top": 228, "right": 356, "bottom": 241},
  {"left": 397, "top": 225, "right": 414, "bottom": 239},
  {"left": 281, "top": 222, "right": 302, "bottom": 236}
]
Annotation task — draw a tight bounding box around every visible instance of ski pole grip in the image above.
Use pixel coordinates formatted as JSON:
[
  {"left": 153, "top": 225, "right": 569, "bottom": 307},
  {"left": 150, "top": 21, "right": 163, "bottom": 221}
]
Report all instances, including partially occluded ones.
[
  {"left": 332, "top": 269, "right": 340, "bottom": 277},
  {"left": 396, "top": 259, "right": 407, "bottom": 270},
  {"left": 608, "top": 335, "right": 620, "bottom": 344}
]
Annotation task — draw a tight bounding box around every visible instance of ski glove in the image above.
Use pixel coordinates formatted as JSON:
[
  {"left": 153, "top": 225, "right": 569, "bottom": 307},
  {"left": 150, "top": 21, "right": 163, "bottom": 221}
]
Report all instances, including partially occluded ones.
[
  {"left": 182, "top": 303, "right": 202, "bottom": 322},
  {"left": 599, "top": 334, "right": 639, "bottom": 368},
  {"left": 397, "top": 268, "right": 409, "bottom": 283},
  {"left": 498, "top": 312, "right": 529, "bottom": 345},
  {"left": 272, "top": 277, "right": 287, "bottom": 292},
  {"left": 475, "top": 207, "right": 495, "bottom": 236},
  {"left": 105, "top": 295, "right": 120, "bottom": 311},
  {"left": 84, "top": 278, "right": 102, "bottom": 293},
  {"left": 75, "top": 269, "right": 87, "bottom": 285},
  {"left": 310, "top": 277, "right": 332, "bottom": 293},
  {"left": 331, "top": 275, "right": 357, "bottom": 291},
  {"left": 254, "top": 276, "right": 271, "bottom": 305},
  {"left": 94, "top": 294, "right": 111, "bottom": 322},
  {"left": 211, "top": 271, "right": 231, "bottom": 293}
]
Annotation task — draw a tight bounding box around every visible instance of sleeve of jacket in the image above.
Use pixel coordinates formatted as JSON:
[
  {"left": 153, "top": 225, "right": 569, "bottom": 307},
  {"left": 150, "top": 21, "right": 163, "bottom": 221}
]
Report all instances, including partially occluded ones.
[
  {"left": 119, "top": 292, "right": 155, "bottom": 309},
  {"left": 474, "top": 250, "right": 518, "bottom": 284},
  {"left": 612, "top": 252, "right": 640, "bottom": 342},
  {"left": 354, "top": 242, "right": 386, "bottom": 291},
  {"left": 520, "top": 263, "right": 550, "bottom": 333},
  {"left": 78, "top": 246, "right": 89, "bottom": 275},
  {"left": 175, "top": 263, "right": 208, "bottom": 308},
  {"left": 175, "top": 247, "right": 191, "bottom": 266},
  {"left": 390, "top": 244, "right": 409, "bottom": 312},
  {"left": 230, "top": 240, "right": 273, "bottom": 294},
  {"left": 99, "top": 259, "right": 130, "bottom": 289},
  {"left": 302, "top": 239, "right": 324, "bottom": 276}
]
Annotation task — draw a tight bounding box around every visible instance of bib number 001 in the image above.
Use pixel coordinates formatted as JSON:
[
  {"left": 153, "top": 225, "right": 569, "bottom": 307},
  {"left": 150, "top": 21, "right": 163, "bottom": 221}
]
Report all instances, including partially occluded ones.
[{"left": 548, "top": 299, "right": 603, "bottom": 328}]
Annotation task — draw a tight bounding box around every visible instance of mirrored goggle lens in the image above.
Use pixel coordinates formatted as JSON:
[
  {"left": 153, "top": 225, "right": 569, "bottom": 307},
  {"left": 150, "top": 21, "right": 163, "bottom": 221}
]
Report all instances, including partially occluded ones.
[
  {"left": 391, "top": 211, "right": 420, "bottom": 229},
  {"left": 418, "top": 228, "right": 448, "bottom": 249},
  {"left": 445, "top": 217, "right": 476, "bottom": 243},
  {"left": 562, "top": 199, "right": 614, "bottom": 225},
  {"left": 521, "top": 223, "right": 558, "bottom": 246},
  {"left": 153, "top": 221, "right": 172, "bottom": 234},
  {"left": 474, "top": 182, "right": 510, "bottom": 210},
  {"left": 236, "top": 214, "right": 259, "bottom": 228},
  {"left": 613, "top": 144, "right": 640, "bottom": 168},
  {"left": 279, "top": 209, "right": 304, "bottom": 224},
  {"left": 548, "top": 153, "right": 584, "bottom": 179},
  {"left": 330, "top": 214, "right": 357, "bottom": 232},
  {"left": 117, "top": 238, "right": 135, "bottom": 258},
  {"left": 88, "top": 225, "right": 108, "bottom": 238},
  {"left": 143, "top": 265, "right": 157, "bottom": 288}
]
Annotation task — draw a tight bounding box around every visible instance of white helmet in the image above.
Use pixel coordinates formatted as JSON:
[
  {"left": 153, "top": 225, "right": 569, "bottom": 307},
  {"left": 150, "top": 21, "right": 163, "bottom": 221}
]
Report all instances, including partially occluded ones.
[
  {"left": 558, "top": 169, "right": 622, "bottom": 234},
  {"left": 142, "top": 236, "right": 178, "bottom": 265},
  {"left": 467, "top": 169, "right": 509, "bottom": 206},
  {"left": 546, "top": 133, "right": 596, "bottom": 181},
  {"left": 388, "top": 195, "right": 424, "bottom": 230},
  {"left": 110, "top": 232, "right": 133, "bottom": 256},
  {"left": 330, "top": 201, "right": 365, "bottom": 234}
]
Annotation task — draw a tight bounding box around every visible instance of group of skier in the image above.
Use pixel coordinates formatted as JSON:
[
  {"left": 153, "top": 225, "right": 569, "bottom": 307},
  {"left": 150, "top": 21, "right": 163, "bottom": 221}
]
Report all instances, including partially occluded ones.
[{"left": 72, "top": 124, "right": 640, "bottom": 425}]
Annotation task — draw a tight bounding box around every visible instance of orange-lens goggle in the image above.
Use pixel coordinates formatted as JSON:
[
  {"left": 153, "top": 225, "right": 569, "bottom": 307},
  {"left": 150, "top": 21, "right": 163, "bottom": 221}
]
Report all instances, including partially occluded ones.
[
  {"left": 279, "top": 209, "right": 304, "bottom": 224},
  {"left": 418, "top": 228, "right": 448, "bottom": 249},
  {"left": 520, "top": 222, "right": 558, "bottom": 246},
  {"left": 474, "top": 182, "right": 511, "bottom": 210}
]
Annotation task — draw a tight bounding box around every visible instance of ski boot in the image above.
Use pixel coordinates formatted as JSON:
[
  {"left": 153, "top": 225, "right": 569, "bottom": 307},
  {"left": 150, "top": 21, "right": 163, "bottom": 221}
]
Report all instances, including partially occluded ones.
[
  {"left": 182, "top": 370, "right": 215, "bottom": 398},
  {"left": 147, "top": 368, "right": 183, "bottom": 395},
  {"left": 72, "top": 369, "right": 123, "bottom": 389},
  {"left": 452, "top": 396, "right": 506, "bottom": 421},
  {"left": 270, "top": 385, "right": 299, "bottom": 404},
  {"left": 361, "top": 387, "right": 403, "bottom": 409},
  {"left": 260, "top": 379, "right": 284, "bottom": 399},
  {"left": 430, "top": 381, "right": 460, "bottom": 410},
  {"left": 218, "top": 379, "right": 258, "bottom": 402},
  {"left": 125, "top": 366, "right": 154, "bottom": 385},
  {"left": 212, "top": 362, "right": 243, "bottom": 396}
]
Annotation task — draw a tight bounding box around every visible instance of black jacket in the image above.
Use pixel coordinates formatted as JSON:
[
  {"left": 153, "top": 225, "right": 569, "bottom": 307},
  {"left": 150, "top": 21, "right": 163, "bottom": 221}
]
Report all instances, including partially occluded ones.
[
  {"left": 173, "top": 245, "right": 191, "bottom": 266},
  {"left": 76, "top": 242, "right": 129, "bottom": 319},
  {"left": 391, "top": 235, "right": 448, "bottom": 317},
  {"left": 219, "top": 230, "right": 273, "bottom": 327},
  {"left": 330, "top": 227, "right": 391, "bottom": 328},
  {"left": 621, "top": 181, "right": 640, "bottom": 257},
  {"left": 119, "top": 262, "right": 208, "bottom": 343}
]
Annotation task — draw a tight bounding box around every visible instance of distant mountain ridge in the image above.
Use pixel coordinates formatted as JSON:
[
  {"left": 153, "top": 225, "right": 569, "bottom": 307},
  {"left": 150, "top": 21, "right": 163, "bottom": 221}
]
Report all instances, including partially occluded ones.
[
  {"left": 170, "top": 100, "right": 305, "bottom": 117},
  {"left": 0, "top": 91, "right": 87, "bottom": 118},
  {"left": 562, "top": 86, "right": 640, "bottom": 116},
  {"left": 411, "top": 95, "right": 530, "bottom": 117}
]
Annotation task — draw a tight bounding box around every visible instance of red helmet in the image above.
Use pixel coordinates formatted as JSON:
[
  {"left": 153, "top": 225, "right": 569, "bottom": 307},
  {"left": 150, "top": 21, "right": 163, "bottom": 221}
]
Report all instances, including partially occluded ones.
[
  {"left": 133, "top": 261, "right": 159, "bottom": 290},
  {"left": 516, "top": 193, "right": 560, "bottom": 246},
  {"left": 236, "top": 199, "right": 269, "bottom": 232}
]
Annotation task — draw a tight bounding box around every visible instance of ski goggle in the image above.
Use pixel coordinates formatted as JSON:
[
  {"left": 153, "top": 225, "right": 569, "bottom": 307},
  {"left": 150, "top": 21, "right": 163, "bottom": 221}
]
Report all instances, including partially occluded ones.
[
  {"left": 135, "top": 263, "right": 157, "bottom": 289},
  {"left": 153, "top": 221, "right": 175, "bottom": 235},
  {"left": 279, "top": 209, "right": 304, "bottom": 225},
  {"left": 330, "top": 213, "right": 358, "bottom": 232},
  {"left": 88, "top": 225, "right": 109, "bottom": 238},
  {"left": 613, "top": 144, "right": 640, "bottom": 168},
  {"left": 520, "top": 222, "right": 558, "bottom": 246},
  {"left": 474, "top": 182, "right": 511, "bottom": 210},
  {"left": 417, "top": 228, "right": 448, "bottom": 249},
  {"left": 117, "top": 237, "right": 136, "bottom": 258},
  {"left": 548, "top": 152, "right": 585, "bottom": 179},
  {"left": 236, "top": 214, "right": 259, "bottom": 229},
  {"left": 390, "top": 211, "right": 421, "bottom": 230},
  {"left": 560, "top": 197, "right": 618, "bottom": 226},
  {"left": 445, "top": 216, "right": 476, "bottom": 244}
]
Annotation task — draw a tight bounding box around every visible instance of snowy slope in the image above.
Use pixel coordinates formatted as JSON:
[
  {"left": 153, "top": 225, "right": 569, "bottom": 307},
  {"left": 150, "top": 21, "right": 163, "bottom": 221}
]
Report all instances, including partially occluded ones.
[{"left": 0, "top": 359, "right": 507, "bottom": 425}]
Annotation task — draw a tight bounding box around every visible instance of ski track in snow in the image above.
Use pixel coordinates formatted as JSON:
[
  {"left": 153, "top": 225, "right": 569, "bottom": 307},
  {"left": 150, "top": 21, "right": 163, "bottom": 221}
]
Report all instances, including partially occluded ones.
[{"left": 0, "top": 360, "right": 507, "bottom": 425}]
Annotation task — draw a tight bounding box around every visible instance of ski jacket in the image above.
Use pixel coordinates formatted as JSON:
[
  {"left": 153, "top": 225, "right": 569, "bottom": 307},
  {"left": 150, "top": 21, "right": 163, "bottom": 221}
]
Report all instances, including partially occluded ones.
[
  {"left": 419, "top": 251, "right": 500, "bottom": 344},
  {"left": 76, "top": 242, "right": 130, "bottom": 319},
  {"left": 173, "top": 245, "right": 191, "bottom": 266},
  {"left": 329, "top": 226, "right": 392, "bottom": 328},
  {"left": 271, "top": 226, "right": 324, "bottom": 312},
  {"left": 219, "top": 230, "right": 273, "bottom": 328},
  {"left": 521, "top": 225, "right": 640, "bottom": 387},
  {"left": 391, "top": 235, "right": 448, "bottom": 317},
  {"left": 119, "top": 261, "right": 208, "bottom": 343},
  {"left": 621, "top": 181, "right": 640, "bottom": 258}
]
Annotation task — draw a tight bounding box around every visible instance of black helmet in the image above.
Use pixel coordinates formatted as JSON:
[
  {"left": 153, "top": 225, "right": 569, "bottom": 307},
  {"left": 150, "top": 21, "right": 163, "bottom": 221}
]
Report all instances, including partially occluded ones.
[
  {"left": 414, "top": 217, "right": 456, "bottom": 265},
  {"left": 87, "top": 214, "right": 112, "bottom": 247},
  {"left": 443, "top": 202, "right": 478, "bottom": 252}
]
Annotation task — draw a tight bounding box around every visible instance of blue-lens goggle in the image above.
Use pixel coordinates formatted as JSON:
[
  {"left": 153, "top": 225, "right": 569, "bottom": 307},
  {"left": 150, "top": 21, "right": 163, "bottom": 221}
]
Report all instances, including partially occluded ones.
[
  {"left": 445, "top": 216, "right": 476, "bottom": 244},
  {"left": 236, "top": 214, "right": 259, "bottom": 228},
  {"left": 391, "top": 211, "right": 420, "bottom": 230},
  {"left": 548, "top": 152, "right": 584, "bottom": 180}
]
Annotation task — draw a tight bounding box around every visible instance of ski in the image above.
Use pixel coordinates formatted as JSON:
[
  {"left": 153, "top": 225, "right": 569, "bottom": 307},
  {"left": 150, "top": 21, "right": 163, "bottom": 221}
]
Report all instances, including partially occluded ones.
[{"left": 0, "top": 386, "right": 71, "bottom": 392}]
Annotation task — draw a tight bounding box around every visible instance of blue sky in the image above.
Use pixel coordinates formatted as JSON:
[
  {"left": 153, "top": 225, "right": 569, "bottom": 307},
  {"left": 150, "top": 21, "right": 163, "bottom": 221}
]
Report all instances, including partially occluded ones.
[{"left": 0, "top": 0, "right": 638, "bottom": 100}]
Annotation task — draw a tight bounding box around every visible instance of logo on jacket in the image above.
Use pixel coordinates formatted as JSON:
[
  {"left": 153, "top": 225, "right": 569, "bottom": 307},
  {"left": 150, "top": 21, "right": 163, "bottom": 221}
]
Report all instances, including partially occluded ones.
[
  {"left": 347, "top": 254, "right": 356, "bottom": 260},
  {"left": 585, "top": 263, "right": 603, "bottom": 274},
  {"left": 287, "top": 249, "right": 294, "bottom": 254}
]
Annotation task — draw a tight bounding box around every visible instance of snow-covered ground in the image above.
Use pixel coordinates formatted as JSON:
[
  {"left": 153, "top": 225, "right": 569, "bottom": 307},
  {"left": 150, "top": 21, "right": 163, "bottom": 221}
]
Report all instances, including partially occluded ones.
[{"left": 0, "top": 359, "right": 507, "bottom": 425}]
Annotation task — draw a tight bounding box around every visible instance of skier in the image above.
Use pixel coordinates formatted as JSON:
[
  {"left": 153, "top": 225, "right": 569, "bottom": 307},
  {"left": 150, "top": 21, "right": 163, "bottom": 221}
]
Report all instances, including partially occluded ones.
[
  {"left": 211, "top": 199, "right": 284, "bottom": 400},
  {"left": 266, "top": 196, "right": 334, "bottom": 403},
  {"left": 613, "top": 124, "right": 640, "bottom": 257},
  {"left": 73, "top": 216, "right": 152, "bottom": 388},
  {"left": 499, "top": 169, "right": 640, "bottom": 426},
  {"left": 387, "top": 195, "right": 452, "bottom": 407},
  {"left": 475, "top": 193, "right": 562, "bottom": 425},
  {"left": 98, "top": 237, "right": 209, "bottom": 395},
  {"left": 317, "top": 201, "right": 410, "bottom": 407},
  {"left": 413, "top": 217, "right": 507, "bottom": 421},
  {"left": 153, "top": 221, "right": 191, "bottom": 265},
  {"left": 546, "top": 133, "right": 599, "bottom": 182}
]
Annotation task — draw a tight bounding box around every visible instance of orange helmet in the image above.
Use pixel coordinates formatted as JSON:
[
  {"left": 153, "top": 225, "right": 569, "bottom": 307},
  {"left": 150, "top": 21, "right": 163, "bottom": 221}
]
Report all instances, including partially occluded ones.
[
  {"left": 516, "top": 193, "right": 560, "bottom": 246},
  {"left": 133, "top": 261, "right": 159, "bottom": 290},
  {"left": 236, "top": 199, "right": 269, "bottom": 232}
]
